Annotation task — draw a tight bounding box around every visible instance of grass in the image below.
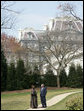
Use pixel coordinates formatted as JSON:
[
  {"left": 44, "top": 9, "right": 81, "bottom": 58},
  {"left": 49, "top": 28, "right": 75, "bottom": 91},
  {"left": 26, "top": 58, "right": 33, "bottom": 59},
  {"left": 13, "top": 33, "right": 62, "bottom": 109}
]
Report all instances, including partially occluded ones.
[
  {"left": 46, "top": 92, "right": 83, "bottom": 110},
  {"left": 1, "top": 88, "right": 83, "bottom": 110}
]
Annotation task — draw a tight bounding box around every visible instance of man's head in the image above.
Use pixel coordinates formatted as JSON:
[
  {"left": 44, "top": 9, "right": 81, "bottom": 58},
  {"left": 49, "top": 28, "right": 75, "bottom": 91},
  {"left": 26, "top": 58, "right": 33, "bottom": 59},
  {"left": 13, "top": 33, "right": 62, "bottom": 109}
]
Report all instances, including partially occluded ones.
[{"left": 41, "top": 84, "right": 44, "bottom": 88}]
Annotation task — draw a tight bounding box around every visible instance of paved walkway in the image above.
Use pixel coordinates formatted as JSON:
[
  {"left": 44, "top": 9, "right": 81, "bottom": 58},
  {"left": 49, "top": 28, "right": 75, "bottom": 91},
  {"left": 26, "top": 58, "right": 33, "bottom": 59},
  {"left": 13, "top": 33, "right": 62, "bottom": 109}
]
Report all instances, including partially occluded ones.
[{"left": 27, "top": 91, "right": 82, "bottom": 110}]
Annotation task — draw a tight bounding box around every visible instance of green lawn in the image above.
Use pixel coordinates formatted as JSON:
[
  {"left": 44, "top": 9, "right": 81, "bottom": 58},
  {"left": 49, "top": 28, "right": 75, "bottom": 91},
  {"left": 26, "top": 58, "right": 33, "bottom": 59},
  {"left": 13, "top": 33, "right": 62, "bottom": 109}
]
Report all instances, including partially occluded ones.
[
  {"left": 1, "top": 88, "right": 83, "bottom": 110},
  {"left": 46, "top": 92, "right": 83, "bottom": 110}
]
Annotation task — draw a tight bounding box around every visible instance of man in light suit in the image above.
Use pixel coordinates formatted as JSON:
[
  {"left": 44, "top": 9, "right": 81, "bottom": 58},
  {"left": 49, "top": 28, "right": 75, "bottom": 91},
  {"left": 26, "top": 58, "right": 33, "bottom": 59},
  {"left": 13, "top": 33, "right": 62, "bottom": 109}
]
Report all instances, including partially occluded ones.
[{"left": 40, "top": 84, "right": 47, "bottom": 108}]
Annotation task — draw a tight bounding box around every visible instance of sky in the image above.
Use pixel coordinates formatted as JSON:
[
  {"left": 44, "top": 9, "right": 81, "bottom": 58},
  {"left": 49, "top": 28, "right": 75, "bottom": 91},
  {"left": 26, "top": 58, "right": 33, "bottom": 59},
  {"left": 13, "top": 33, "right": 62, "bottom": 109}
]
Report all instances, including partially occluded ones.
[{"left": 2, "top": 1, "right": 83, "bottom": 38}]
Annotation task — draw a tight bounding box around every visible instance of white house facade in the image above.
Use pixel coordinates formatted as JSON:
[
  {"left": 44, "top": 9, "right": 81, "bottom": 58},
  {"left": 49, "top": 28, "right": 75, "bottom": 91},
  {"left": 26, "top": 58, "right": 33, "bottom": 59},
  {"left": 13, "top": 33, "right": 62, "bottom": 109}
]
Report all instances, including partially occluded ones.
[{"left": 18, "top": 16, "right": 83, "bottom": 75}]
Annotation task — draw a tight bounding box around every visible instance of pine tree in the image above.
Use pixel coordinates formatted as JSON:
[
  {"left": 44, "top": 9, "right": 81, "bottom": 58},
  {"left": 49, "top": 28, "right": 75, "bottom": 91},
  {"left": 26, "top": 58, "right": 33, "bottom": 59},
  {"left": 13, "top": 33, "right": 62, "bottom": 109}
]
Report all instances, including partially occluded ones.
[
  {"left": 23, "top": 61, "right": 32, "bottom": 89},
  {"left": 16, "top": 59, "right": 26, "bottom": 89},
  {"left": 30, "top": 64, "right": 41, "bottom": 87},
  {"left": 7, "top": 62, "right": 16, "bottom": 90},
  {"left": 59, "top": 69, "right": 67, "bottom": 87},
  {"left": 23, "top": 74, "right": 31, "bottom": 89},
  {"left": 67, "top": 63, "right": 77, "bottom": 88},
  {"left": 1, "top": 46, "right": 8, "bottom": 91},
  {"left": 44, "top": 68, "right": 57, "bottom": 87},
  {"left": 76, "top": 64, "right": 83, "bottom": 88}
]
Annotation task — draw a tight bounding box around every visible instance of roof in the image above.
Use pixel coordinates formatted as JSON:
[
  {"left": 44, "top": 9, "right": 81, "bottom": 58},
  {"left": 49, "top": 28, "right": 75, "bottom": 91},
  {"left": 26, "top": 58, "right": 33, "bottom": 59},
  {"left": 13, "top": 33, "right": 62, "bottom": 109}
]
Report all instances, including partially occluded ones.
[{"left": 47, "top": 16, "right": 83, "bottom": 32}]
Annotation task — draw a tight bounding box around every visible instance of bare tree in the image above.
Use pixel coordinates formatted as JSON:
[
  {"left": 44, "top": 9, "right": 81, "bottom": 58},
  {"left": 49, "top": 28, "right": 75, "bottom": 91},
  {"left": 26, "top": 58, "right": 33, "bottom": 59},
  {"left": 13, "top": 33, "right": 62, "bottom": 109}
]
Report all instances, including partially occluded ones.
[
  {"left": 1, "top": 1, "right": 20, "bottom": 29},
  {"left": 17, "top": 1, "right": 83, "bottom": 88},
  {"left": 24, "top": 24, "right": 83, "bottom": 88},
  {"left": 41, "top": 30, "right": 83, "bottom": 88},
  {"left": 57, "top": 2, "right": 83, "bottom": 21}
]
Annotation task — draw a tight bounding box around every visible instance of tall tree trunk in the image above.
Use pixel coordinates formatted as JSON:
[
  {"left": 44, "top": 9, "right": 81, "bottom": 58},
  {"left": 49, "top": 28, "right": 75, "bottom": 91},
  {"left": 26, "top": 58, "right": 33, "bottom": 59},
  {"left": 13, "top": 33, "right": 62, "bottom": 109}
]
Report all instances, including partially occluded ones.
[
  {"left": 57, "top": 70, "right": 60, "bottom": 88},
  {"left": 57, "top": 75, "right": 60, "bottom": 88}
]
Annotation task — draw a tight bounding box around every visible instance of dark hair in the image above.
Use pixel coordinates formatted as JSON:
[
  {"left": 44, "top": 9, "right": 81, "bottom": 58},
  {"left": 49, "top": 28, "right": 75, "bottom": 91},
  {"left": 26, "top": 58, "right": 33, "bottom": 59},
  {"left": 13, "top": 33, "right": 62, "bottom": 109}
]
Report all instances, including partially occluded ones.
[{"left": 31, "top": 85, "right": 35, "bottom": 89}]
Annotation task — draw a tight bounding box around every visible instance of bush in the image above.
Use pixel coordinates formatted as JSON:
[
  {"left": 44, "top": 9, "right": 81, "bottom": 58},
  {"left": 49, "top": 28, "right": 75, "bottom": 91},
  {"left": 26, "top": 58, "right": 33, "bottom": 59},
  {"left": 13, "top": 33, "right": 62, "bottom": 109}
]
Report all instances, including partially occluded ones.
[
  {"left": 67, "top": 63, "right": 77, "bottom": 88},
  {"left": 1, "top": 46, "right": 8, "bottom": 91},
  {"left": 43, "top": 69, "right": 57, "bottom": 87},
  {"left": 59, "top": 69, "right": 67, "bottom": 87},
  {"left": 30, "top": 65, "right": 41, "bottom": 87},
  {"left": 7, "top": 62, "right": 16, "bottom": 91},
  {"left": 66, "top": 95, "right": 83, "bottom": 110},
  {"left": 22, "top": 74, "right": 31, "bottom": 89},
  {"left": 76, "top": 64, "right": 83, "bottom": 88},
  {"left": 67, "top": 63, "right": 83, "bottom": 88},
  {"left": 16, "top": 59, "right": 26, "bottom": 90}
]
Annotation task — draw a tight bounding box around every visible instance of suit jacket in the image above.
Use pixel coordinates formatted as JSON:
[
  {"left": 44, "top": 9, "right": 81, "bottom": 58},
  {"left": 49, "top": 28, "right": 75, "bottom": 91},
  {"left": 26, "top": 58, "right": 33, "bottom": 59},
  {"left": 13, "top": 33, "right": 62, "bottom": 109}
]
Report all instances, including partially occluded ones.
[{"left": 40, "top": 87, "right": 47, "bottom": 96}]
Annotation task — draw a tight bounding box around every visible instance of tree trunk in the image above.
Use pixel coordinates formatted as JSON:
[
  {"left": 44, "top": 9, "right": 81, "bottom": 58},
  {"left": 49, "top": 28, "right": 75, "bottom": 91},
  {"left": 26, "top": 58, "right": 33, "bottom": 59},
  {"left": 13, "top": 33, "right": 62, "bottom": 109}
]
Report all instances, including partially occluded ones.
[
  {"left": 57, "top": 75, "right": 60, "bottom": 88},
  {"left": 57, "top": 69, "right": 60, "bottom": 88}
]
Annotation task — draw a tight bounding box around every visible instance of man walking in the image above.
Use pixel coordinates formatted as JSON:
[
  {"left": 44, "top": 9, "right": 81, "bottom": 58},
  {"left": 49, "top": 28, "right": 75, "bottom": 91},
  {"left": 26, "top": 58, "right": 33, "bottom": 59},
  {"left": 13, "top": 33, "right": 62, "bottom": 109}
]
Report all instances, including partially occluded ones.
[{"left": 40, "top": 84, "right": 47, "bottom": 108}]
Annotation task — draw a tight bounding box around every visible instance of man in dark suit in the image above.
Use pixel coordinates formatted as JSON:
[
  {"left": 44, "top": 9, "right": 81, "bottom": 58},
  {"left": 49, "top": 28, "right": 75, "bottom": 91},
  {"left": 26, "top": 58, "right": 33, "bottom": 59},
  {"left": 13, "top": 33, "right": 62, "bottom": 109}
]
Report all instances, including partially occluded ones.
[{"left": 40, "top": 84, "right": 47, "bottom": 108}]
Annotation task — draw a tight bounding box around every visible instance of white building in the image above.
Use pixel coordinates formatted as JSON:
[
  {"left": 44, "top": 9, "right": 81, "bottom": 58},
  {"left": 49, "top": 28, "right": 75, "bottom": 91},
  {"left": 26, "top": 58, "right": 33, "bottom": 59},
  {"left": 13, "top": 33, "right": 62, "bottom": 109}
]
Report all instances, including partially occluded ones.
[{"left": 18, "top": 16, "right": 83, "bottom": 75}]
